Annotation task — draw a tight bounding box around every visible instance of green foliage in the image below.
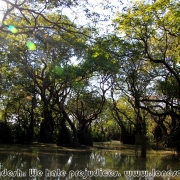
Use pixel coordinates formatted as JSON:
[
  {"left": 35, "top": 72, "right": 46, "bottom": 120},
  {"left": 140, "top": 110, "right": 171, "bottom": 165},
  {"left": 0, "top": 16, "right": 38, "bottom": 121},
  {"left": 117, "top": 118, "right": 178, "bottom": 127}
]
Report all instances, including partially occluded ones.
[
  {"left": 53, "top": 66, "right": 64, "bottom": 77},
  {"left": 112, "top": 0, "right": 180, "bottom": 154},
  {"left": 84, "top": 36, "right": 122, "bottom": 75},
  {"left": 157, "top": 76, "right": 179, "bottom": 98},
  {"left": 0, "top": 6, "right": 92, "bottom": 144},
  {"left": 92, "top": 131, "right": 107, "bottom": 142}
]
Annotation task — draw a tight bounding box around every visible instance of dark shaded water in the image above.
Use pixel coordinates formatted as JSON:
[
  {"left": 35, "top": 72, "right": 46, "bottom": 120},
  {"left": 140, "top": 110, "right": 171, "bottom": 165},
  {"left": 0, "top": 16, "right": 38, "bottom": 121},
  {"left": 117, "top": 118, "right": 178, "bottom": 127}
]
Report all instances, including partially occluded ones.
[{"left": 0, "top": 143, "right": 179, "bottom": 180}]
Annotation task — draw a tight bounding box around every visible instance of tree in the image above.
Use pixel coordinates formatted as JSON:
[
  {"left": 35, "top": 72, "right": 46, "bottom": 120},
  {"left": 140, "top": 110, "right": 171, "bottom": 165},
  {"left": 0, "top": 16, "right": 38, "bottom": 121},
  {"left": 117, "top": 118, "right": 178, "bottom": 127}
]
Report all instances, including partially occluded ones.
[
  {"left": 114, "top": 0, "right": 180, "bottom": 154},
  {"left": 0, "top": 7, "right": 91, "bottom": 143},
  {"left": 111, "top": 96, "right": 136, "bottom": 144},
  {"left": 66, "top": 78, "right": 108, "bottom": 146},
  {"left": 0, "top": 0, "right": 127, "bottom": 146}
]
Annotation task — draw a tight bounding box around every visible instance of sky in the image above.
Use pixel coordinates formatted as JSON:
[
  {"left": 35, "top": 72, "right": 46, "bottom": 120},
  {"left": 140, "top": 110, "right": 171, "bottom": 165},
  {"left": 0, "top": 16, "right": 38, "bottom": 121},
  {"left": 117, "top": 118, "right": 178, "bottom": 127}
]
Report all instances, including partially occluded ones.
[
  {"left": 0, "top": 0, "right": 130, "bottom": 27},
  {"left": 61, "top": 0, "right": 129, "bottom": 34},
  {"left": 0, "top": 0, "right": 6, "bottom": 18}
]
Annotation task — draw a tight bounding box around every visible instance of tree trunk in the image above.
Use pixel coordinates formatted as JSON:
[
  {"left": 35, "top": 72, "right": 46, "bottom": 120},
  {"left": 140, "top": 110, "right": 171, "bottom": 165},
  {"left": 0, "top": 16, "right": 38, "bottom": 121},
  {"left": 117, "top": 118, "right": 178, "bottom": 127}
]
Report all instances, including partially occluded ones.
[
  {"left": 40, "top": 108, "right": 54, "bottom": 143},
  {"left": 26, "top": 96, "right": 36, "bottom": 144},
  {"left": 62, "top": 108, "right": 79, "bottom": 146},
  {"left": 141, "top": 135, "right": 147, "bottom": 158},
  {"left": 57, "top": 116, "right": 71, "bottom": 146},
  {"left": 140, "top": 121, "right": 147, "bottom": 158},
  {"left": 77, "top": 122, "right": 93, "bottom": 146}
]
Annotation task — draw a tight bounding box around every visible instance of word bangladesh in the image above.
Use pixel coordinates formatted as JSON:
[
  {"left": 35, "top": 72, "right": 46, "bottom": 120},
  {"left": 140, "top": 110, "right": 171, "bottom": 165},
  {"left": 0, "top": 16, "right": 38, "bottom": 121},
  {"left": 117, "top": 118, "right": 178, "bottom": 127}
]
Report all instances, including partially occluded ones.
[{"left": 0, "top": 169, "right": 26, "bottom": 177}]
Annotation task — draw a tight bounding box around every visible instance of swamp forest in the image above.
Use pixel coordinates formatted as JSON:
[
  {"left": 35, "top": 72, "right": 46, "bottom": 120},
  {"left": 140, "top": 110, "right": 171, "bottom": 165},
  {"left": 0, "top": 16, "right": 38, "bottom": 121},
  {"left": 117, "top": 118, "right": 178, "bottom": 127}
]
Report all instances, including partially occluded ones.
[{"left": 0, "top": 0, "right": 180, "bottom": 179}]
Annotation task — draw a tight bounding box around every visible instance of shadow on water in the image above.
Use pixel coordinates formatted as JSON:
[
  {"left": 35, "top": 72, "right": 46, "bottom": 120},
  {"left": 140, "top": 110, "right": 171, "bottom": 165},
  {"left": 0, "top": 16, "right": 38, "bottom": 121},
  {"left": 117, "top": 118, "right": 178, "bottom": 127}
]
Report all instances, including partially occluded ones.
[{"left": 0, "top": 143, "right": 179, "bottom": 180}]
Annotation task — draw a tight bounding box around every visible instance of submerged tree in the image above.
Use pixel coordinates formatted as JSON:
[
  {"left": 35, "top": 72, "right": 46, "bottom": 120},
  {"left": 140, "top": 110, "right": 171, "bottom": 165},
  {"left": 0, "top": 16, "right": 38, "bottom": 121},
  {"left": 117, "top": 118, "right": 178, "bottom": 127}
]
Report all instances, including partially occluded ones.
[
  {"left": 0, "top": 0, "right": 118, "bottom": 145},
  {"left": 113, "top": 0, "right": 180, "bottom": 155},
  {"left": 0, "top": 4, "right": 92, "bottom": 143}
]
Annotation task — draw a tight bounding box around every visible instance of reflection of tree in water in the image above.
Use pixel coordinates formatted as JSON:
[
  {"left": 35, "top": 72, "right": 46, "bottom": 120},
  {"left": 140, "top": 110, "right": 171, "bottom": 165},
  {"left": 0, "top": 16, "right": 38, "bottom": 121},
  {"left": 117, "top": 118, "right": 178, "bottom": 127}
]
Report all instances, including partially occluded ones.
[
  {"left": 0, "top": 149, "right": 122, "bottom": 179},
  {"left": 0, "top": 146, "right": 179, "bottom": 180},
  {"left": 0, "top": 148, "right": 80, "bottom": 179},
  {"left": 89, "top": 151, "right": 106, "bottom": 168},
  {"left": 1, "top": 148, "right": 42, "bottom": 176}
]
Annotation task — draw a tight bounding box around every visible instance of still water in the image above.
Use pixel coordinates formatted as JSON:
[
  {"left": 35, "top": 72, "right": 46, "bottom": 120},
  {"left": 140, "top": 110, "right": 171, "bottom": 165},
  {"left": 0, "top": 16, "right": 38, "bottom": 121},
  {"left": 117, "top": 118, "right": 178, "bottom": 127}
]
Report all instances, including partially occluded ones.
[{"left": 0, "top": 142, "right": 179, "bottom": 180}]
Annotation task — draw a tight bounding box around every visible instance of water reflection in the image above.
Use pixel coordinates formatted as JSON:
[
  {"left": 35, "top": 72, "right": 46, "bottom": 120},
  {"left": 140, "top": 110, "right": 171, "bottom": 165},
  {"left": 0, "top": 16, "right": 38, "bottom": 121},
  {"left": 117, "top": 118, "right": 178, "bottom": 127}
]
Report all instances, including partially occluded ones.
[{"left": 0, "top": 144, "right": 179, "bottom": 180}]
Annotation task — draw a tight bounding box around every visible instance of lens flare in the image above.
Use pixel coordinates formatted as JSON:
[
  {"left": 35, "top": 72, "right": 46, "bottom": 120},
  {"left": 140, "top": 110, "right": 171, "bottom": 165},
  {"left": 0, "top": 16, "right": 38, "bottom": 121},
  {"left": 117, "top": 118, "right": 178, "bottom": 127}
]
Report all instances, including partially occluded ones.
[
  {"left": 27, "top": 41, "right": 36, "bottom": 50},
  {"left": 8, "top": 25, "right": 18, "bottom": 34}
]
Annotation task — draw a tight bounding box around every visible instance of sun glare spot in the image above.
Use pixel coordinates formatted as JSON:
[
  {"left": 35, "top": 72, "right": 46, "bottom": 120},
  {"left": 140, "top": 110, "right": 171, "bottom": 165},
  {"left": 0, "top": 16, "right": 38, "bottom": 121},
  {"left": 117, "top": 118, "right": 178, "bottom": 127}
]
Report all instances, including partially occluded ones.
[
  {"left": 8, "top": 25, "right": 18, "bottom": 33},
  {"left": 27, "top": 41, "right": 36, "bottom": 50}
]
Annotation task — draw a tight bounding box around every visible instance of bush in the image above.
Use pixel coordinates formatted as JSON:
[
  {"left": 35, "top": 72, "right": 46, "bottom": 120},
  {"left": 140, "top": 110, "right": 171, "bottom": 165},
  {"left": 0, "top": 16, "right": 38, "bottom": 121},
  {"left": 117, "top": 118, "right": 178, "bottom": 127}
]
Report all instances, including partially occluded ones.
[
  {"left": 0, "top": 121, "right": 13, "bottom": 143},
  {"left": 92, "top": 131, "right": 107, "bottom": 142},
  {"left": 0, "top": 121, "right": 30, "bottom": 144}
]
